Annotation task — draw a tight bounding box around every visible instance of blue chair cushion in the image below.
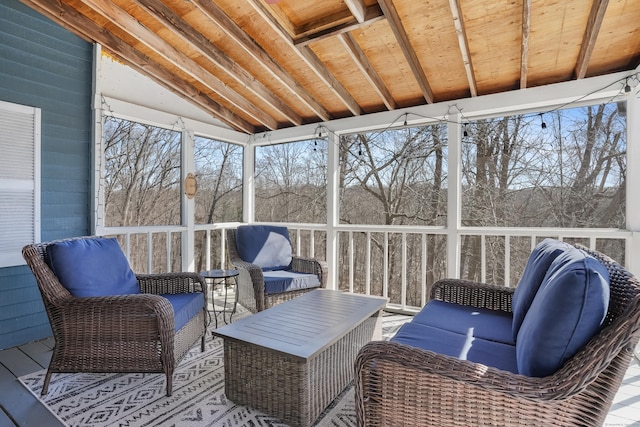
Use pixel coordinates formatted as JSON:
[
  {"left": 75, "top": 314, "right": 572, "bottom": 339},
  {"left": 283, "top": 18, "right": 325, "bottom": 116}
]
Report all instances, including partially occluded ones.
[
  {"left": 235, "top": 225, "right": 292, "bottom": 271},
  {"left": 263, "top": 270, "right": 321, "bottom": 295},
  {"left": 516, "top": 246, "right": 610, "bottom": 377},
  {"left": 511, "top": 239, "right": 572, "bottom": 340},
  {"left": 391, "top": 322, "right": 518, "bottom": 373},
  {"left": 46, "top": 237, "right": 140, "bottom": 297},
  {"left": 412, "top": 300, "right": 514, "bottom": 345},
  {"left": 161, "top": 292, "right": 205, "bottom": 332}
]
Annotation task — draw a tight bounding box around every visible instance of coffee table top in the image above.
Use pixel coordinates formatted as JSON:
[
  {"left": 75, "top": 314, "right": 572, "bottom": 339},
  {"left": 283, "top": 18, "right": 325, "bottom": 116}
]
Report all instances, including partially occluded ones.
[{"left": 212, "top": 289, "right": 387, "bottom": 360}]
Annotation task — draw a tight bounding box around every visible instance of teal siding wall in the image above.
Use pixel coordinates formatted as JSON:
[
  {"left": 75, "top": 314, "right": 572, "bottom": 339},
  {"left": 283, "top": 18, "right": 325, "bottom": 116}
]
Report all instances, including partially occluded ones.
[{"left": 0, "top": 0, "right": 93, "bottom": 348}]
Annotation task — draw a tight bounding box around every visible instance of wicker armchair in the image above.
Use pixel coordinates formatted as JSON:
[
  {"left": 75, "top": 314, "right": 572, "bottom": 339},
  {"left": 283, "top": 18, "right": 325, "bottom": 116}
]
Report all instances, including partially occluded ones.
[
  {"left": 22, "top": 236, "right": 208, "bottom": 397},
  {"left": 227, "top": 226, "right": 328, "bottom": 313},
  {"left": 355, "top": 244, "right": 640, "bottom": 426}
]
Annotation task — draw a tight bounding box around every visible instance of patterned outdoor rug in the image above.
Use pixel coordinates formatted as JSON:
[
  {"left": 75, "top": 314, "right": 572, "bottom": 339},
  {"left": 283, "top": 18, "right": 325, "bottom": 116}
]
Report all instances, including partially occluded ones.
[{"left": 19, "top": 310, "right": 409, "bottom": 427}]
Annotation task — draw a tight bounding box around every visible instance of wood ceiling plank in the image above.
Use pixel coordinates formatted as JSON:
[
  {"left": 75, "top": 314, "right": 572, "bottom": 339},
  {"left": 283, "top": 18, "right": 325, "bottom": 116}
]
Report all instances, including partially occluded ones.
[
  {"left": 294, "top": 9, "right": 356, "bottom": 39},
  {"left": 134, "top": 0, "right": 302, "bottom": 126},
  {"left": 81, "top": 0, "right": 278, "bottom": 130},
  {"left": 190, "top": 0, "right": 331, "bottom": 122},
  {"left": 246, "top": 0, "right": 364, "bottom": 116},
  {"left": 19, "top": 0, "right": 255, "bottom": 133},
  {"left": 520, "top": 0, "right": 531, "bottom": 88},
  {"left": 377, "top": 0, "right": 434, "bottom": 103},
  {"left": 575, "top": 0, "right": 609, "bottom": 79},
  {"left": 586, "top": 0, "right": 640, "bottom": 75},
  {"left": 448, "top": 0, "right": 477, "bottom": 96},
  {"left": 294, "top": 5, "right": 385, "bottom": 47},
  {"left": 345, "top": 0, "right": 367, "bottom": 23},
  {"left": 338, "top": 32, "right": 397, "bottom": 110}
]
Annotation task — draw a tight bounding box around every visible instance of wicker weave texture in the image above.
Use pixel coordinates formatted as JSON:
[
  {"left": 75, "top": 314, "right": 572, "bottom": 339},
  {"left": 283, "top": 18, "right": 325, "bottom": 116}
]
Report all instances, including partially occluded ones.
[
  {"left": 355, "top": 244, "right": 640, "bottom": 427},
  {"left": 22, "top": 236, "right": 209, "bottom": 397},
  {"left": 223, "top": 314, "right": 379, "bottom": 427},
  {"left": 226, "top": 228, "right": 328, "bottom": 313}
]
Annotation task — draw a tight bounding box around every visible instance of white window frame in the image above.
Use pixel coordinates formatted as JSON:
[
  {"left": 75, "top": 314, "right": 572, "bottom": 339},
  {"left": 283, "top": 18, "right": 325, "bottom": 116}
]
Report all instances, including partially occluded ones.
[{"left": 0, "top": 100, "right": 41, "bottom": 267}]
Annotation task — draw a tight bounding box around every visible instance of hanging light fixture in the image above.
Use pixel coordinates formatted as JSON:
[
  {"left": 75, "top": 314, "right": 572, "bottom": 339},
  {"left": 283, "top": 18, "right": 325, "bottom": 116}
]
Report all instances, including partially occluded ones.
[{"left": 539, "top": 113, "right": 547, "bottom": 129}]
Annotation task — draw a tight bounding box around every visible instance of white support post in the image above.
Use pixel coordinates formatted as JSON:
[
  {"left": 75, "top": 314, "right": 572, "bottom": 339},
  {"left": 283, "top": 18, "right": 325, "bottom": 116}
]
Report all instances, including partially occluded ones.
[
  {"left": 243, "top": 140, "right": 255, "bottom": 224},
  {"left": 91, "top": 44, "right": 104, "bottom": 236},
  {"left": 626, "top": 81, "right": 640, "bottom": 275},
  {"left": 326, "top": 131, "right": 340, "bottom": 290},
  {"left": 182, "top": 129, "right": 196, "bottom": 272},
  {"left": 447, "top": 114, "right": 462, "bottom": 279}
]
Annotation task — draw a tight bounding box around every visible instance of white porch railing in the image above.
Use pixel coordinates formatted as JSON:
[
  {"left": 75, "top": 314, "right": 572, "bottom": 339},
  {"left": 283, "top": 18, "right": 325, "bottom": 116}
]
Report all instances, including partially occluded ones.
[{"left": 102, "top": 223, "right": 632, "bottom": 314}]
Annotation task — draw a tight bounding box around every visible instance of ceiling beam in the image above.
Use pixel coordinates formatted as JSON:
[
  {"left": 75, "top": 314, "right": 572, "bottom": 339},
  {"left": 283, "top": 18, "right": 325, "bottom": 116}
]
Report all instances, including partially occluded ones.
[
  {"left": 134, "top": 0, "right": 302, "bottom": 127},
  {"left": 338, "top": 33, "right": 397, "bottom": 110},
  {"left": 190, "top": 0, "right": 331, "bottom": 122},
  {"left": 80, "top": 0, "right": 279, "bottom": 130},
  {"left": 520, "top": 0, "right": 531, "bottom": 88},
  {"left": 345, "top": 0, "right": 367, "bottom": 23},
  {"left": 19, "top": 0, "right": 256, "bottom": 134},
  {"left": 377, "top": 0, "right": 434, "bottom": 103},
  {"left": 448, "top": 0, "right": 477, "bottom": 97},
  {"left": 294, "top": 5, "right": 385, "bottom": 47},
  {"left": 575, "top": 0, "right": 609, "bottom": 79},
  {"left": 247, "top": 0, "right": 364, "bottom": 116}
]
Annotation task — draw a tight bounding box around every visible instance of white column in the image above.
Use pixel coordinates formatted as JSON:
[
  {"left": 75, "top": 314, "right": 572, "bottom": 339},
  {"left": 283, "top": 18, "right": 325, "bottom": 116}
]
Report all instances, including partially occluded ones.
[
  {"left": 243, "top": 139, "right": 255, "bottom": 224},
  {"left": 447, "top": 115, "right": 462, "bottom": 279},
  {"left": 326, "top": 131, "right": 340, "bottom": 290},
  {"left": 182, "top": 129, "right": 196, "bottom": 272},
  {"left": 91, "top": 44, "right": 104, "bottom": 235},
  {"left": 626, "top": 81, "right": 640, "bottom": 275}
]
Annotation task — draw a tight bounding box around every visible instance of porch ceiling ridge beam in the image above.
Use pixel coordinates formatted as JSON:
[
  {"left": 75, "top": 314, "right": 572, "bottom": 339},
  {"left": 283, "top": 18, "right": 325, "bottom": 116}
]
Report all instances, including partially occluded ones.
[
  {"left": 261, "top": 70, "right": 629, "bottom": 144},
  {"left": 134, "top": 0, "right": 303, "bottom": 127},
  {"left": 520, "top": 0, "right": 531, "bottom": 89},
  {"left": 81, "top": 0, "right": 279, "bottom": 130},
  {"left": 19, "top": 0, "right": 255, "bottom": 133},
  {"left": 338, "top": 32, "right": 397, "bottom": 110},
  {"left": 377, "top": 0, "right": 434, "bottom": 103},
  {"left": 448, "top": 0, "right": 477, "bottom": 97},
  {"left": 294, "top": 6, "right": 385, "bottom": 47},
  {"left": 189, "top": 0, "right": 331, "bottom": 122},
  {"left": 247, "top": 0, "right": 364, "bottom": 116},
  {"left": 575, "top": 0, "right": 609, "bottom": 79}
]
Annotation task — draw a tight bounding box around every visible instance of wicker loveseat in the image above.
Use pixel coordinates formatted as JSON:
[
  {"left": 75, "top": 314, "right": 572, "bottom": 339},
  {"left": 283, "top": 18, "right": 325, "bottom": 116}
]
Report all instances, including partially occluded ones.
[
  {"left": 22, "top": 236, "right": 208, "bottom": 397},
  {"left": 227, "top": 225, "right": 328, "bottom": 313},
  {"left": 355, "top": 240, "right": 640, "bottom": 426}
]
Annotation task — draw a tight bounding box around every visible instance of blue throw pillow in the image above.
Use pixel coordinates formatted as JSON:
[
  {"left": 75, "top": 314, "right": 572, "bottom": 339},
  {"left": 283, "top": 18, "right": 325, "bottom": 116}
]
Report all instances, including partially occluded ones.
[
  {"left": 516, "top": 247, "right": 609, "bottom": 377},
  {"left": 511, "top": 239, "right": 572, "bottom": 340},
  {"left": 46, "top": 237, "right": 140, "bottom": 297},
  {"left": 235, "top": 225, "right": 292, "bottom": 270}
]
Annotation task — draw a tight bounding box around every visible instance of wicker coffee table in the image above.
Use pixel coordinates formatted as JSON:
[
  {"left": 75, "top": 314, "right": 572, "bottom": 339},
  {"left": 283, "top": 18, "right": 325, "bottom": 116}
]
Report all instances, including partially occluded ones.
[{"left": 212, "top": 289, "right": 387, "bottom": 427}]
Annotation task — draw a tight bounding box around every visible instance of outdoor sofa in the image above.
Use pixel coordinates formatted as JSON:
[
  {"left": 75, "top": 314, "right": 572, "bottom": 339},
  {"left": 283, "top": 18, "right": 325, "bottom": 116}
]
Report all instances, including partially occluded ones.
[{"left": 355, "top": 239, "right": 640, "bottom": 426}]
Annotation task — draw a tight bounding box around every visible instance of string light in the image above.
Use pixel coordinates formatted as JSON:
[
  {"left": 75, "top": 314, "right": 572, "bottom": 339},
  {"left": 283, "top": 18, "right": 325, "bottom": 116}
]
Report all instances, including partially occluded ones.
[
  {"left": 463, "top": 123, "right": 469, "bottom": 137},
  {"left": 539, "top": 113, "right": 547, "bottom": 130},
  {"left": 625, "top": 78, "right": 631, "bottom": 93}
]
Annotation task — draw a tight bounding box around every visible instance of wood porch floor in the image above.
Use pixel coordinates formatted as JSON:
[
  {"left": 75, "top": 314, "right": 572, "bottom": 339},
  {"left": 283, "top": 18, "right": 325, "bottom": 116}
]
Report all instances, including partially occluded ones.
[{"left": 1, "top": 311, "right": 639, "bottom": 427}]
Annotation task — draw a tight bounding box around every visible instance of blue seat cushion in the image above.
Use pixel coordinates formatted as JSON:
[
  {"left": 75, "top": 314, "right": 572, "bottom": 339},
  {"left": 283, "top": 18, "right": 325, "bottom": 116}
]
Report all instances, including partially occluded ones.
[
  {"left": 511, "top": 239, "right": 573, "bottom": 340},
  {"left": 391, "top": 322, "right": 518, "bottom": 374},
  {"left": 235, "top": 225, "right": 292, "bottom": 270},
  {"left": 46, "top": 237, "right": 140, "bottom": 297},
  {"left": 263, "top": 270, "right": 321, "bottom": 295},
  {"left": 161, "top": 293, "right": 205, "bottom": 332},
  {"left": 412, "top": 300, "right": 514, "bottom": 345},
  {"left": 516, "top": 246, "right": 610, "bottom": 377}
]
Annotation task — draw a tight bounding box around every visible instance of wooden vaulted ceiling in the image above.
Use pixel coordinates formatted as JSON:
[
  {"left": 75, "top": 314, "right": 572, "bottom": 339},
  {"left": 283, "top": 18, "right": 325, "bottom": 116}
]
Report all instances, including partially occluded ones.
[{"left": 21, "top": 0, "right": 640, "bottom": 134}]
